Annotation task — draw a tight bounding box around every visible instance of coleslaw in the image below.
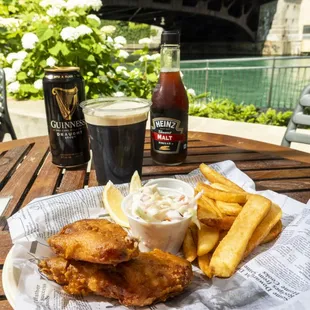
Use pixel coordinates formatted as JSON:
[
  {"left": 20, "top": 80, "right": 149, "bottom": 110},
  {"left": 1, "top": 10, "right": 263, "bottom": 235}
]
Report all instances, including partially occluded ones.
[{"left": 130, "top": 184, "right": 202, "bottom": 226}]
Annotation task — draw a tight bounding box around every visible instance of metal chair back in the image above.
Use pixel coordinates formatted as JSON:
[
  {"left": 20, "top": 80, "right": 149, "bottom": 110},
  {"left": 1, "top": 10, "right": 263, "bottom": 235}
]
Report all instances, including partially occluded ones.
[
  {"left": 282, "top": 85, "right": 310, "bottom": 147},
  {"left": 0, "top": 68, "right": 17, "bottom": 141}
]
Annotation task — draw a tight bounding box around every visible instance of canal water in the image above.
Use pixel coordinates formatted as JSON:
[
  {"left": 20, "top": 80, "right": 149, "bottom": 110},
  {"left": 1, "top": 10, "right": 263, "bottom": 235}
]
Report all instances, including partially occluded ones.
[{"left": 180, "top": 57, "right": 310, "bottom": 110}]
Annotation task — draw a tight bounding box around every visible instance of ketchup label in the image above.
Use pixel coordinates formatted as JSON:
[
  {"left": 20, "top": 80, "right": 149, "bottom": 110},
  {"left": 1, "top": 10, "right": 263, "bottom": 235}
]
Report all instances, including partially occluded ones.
[{"left": 151, "top": 117, "right": 187, "bottom": 154}]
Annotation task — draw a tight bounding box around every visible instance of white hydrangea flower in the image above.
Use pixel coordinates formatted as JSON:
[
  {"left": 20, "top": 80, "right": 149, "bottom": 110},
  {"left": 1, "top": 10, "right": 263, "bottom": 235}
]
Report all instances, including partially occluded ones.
[
  {"left": 17, "top": 51, "right": 28, "bottom": 60},
  {"left": 12, "top": 59, "right": 23, "bottom": 72},
  {"left": 114, "top": 36, "right": 126, "bottom": 45},
  {"left": 115, "top": 66, "right": 127, "bottom": 74},
  {"left": 6, "top": 52, "right": 18, "bottom": 64},
  {"left": 46, "top": 56, "right": 57, "bottom": 67},
  {"left": 0, "top": 17, "right": 20, "bottom": 29},
  {"left": 68, "top": 11, "right": 79, "bottom": 17},
  {"left": 60, "top": 27, "right": 78, "bottom": 41},
  {"left": 87, "top": 14, "right": 101, "bottom": 26},
  {"left": 118, "top": 50, "right": 129, "bottom": 59},
  {"left": 40, "top": 0, "right": 66, "bottom": 8},
  {"left": 34, "top": 79, "right": 43, "bottom": 90},
  {"left": 122, "top": 71, "right": 129, "bottom": 78},
  {"left": 76, "top": 25, "right": 93, "bottom": 36},
  {"left": 114, "top": 43, "right": 123, "bottom": 50},
  {"left": 113, "top": 91, "right": 125, "bottom": 97},
  {"left": 187, "top": 88, "right": 196, "bottom": 96},
  {"left": 106, "top": 36, "right": 113, "bottom": 43},
  {"left": 100, "top": 25, "right": 116, "bottom": 34},
  {"left": 139, "top": 37, "right": 152, "bottom": 45},
  {"left": 8, "top": 81, "right": 20, "bottom": 93},
  {"left": 129, "top": 68, "right": 141, "bottom": 78},
  {"left": 66, "top": 0, "right": 102, "bottom": 11},
  {"left": 107, "top": 71, "right": 115, "bottom": 78},
  {"left": 3, "top": 68, "right": 16, "bottom": 83},
  {"left": 98, "top": 75, "right": 108, "bottom": 82},
  {"left": 150, "top": 53, "right": 160, "bottom": 60},
  {"left": 22, "top": 33, "right": 39, "bottom": 50},
  {"left": 138, "top": 55, "right": 151, "bottom": 62},
  {"left": 47, "top": 7, "right": 62, "bottom": 17}
]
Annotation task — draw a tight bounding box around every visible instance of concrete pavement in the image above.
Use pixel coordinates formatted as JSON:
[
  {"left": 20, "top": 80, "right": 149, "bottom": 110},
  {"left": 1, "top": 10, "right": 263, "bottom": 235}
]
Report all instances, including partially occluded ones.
[{"left": 4, "top": 99, "right": 310, "bottom": 153}]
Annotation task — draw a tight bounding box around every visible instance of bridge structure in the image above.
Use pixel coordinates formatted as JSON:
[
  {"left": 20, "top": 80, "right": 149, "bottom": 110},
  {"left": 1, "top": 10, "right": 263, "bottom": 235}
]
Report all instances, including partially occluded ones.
[{"left": 98, "top": 0, "right": 273, "bottom": 43}]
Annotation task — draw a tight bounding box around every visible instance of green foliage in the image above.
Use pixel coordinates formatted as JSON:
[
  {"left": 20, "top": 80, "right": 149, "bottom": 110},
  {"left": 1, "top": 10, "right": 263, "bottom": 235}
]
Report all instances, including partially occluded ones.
[
  {"left": 189, "top": 97, "right": 293, "bottom": 127},
  {"left": 0, "top": 0, "right": 161, "bottom": 100}
]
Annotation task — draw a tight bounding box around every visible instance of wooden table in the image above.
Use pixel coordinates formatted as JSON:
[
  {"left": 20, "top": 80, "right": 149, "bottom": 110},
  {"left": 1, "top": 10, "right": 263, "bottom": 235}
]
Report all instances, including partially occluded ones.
[{"left": 1, "top": 131, "right": 310, "bottom": 309}]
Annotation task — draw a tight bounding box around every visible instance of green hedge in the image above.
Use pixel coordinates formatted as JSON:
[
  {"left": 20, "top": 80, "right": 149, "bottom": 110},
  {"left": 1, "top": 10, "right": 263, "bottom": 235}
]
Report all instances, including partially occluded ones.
[{"left": 189, "top": 97, "right": 293, "bottom": 127}]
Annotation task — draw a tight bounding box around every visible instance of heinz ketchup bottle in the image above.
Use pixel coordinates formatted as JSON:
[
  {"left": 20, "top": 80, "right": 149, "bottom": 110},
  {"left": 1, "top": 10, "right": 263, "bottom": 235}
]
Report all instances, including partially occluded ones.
[{"left": 151, "top": 30, "right": 188, "bottom": 165}]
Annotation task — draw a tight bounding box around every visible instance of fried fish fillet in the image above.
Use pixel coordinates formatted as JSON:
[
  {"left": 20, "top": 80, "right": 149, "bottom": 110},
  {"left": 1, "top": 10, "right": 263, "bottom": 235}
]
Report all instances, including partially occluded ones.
[
  {"left": 48, "top": 219, "right": 139, "bottom": 264},
  {"left": 39, "top": 249, "right": 193, "bottom": 307}
]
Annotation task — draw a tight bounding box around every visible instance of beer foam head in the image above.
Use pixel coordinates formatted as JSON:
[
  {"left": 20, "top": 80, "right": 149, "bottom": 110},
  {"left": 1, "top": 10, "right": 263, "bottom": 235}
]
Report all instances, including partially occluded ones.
[{"left": 81, "top": 98, "right": 151, "bottom": 126}]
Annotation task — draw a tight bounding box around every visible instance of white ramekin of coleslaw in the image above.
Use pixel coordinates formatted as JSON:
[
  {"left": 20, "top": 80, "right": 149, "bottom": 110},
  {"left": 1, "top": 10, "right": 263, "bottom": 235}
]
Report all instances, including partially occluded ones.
[{"left": 121, "top": 183, "right": 201, "bottom": 254}]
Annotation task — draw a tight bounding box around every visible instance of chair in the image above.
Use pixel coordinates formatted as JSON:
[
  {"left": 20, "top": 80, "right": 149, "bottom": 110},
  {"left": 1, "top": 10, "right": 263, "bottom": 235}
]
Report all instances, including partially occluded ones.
[
  {"left": 0, "top": 68, "right": 17, "bottom": 142},
  {"left": 282, "top": 85, "right": 310, "bottom": 147}
]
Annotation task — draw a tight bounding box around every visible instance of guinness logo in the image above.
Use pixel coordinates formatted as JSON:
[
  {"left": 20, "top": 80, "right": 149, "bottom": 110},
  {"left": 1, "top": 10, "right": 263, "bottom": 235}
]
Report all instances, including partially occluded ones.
[{"left": 52, "top": 86, "right": 79, "bottom": 120}]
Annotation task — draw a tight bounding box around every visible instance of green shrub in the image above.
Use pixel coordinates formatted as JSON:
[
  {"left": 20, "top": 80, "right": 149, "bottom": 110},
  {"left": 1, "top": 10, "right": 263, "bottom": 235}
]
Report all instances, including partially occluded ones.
[
  {"left": 189, "top": 97, "right": 293, "bottom": 127},
  {"left": 0, "top": 0, "right": 160, "bottom": 100}
]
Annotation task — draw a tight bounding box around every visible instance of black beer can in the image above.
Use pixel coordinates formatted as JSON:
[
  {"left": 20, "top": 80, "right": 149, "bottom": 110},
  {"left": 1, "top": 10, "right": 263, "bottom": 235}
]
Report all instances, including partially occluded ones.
[{"left": 43, "top": 67, "right": 90, "bottom": 168}]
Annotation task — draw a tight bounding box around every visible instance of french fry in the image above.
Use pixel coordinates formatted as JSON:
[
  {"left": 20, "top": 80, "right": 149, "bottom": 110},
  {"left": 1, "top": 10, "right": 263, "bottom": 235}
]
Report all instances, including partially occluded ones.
[
  {"left": 198, "top": 253, "right": 213, "bottom": 278},
  {"left": 183, "top": 228, "right": 197, "bottom": 262},
  {"left": 199, "top": 216, "right": 236, "bottom": 230},
  {"left": 244, "top": 203, "right": 282, "bottom": 258},
  {"left": 196, "top": 182, "right": 247, "bottom": 204},
  {"left": 210, "top": 194, "right": 271, "bottom": 277},
  {"left": 211, "top": 183, "right": 243, "bottom": 194},
  {"left": 261, "top": 220, "right": 282, "bottom": 244},
  {"left": 198, "top": 194, "right": 223, "bottom": 217},
  {"left": 215, "top": 201, "right": 242, "bottom": 216},
  {"left": 197, "top": 224, "right": 219, "bottom": 256},
  {"left": 189, "top": 221, "right": 198, "bottom": 245},
  {"left": 199, "top": 163, "right": 245, "bottom": 192}
]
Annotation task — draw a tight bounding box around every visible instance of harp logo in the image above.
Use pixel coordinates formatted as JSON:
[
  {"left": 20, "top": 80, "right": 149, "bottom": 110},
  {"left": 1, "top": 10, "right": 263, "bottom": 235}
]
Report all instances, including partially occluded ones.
[{"left": 52, "top": 86, "right": 79, "bottom": 120}]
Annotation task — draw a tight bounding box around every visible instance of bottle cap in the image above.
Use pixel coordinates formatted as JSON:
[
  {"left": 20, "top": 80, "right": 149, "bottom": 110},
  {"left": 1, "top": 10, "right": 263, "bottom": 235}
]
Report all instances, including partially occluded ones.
[{"left": 161, "top": 30, "right": 180, "bottom": 45}]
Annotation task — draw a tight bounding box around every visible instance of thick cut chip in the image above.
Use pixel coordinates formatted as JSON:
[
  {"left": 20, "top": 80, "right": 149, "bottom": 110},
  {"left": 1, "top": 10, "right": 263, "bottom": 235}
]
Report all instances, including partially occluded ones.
[
  {"left": 199, "top": 216, "right": 236, "bottom": 231},
  {"left": 244, "top": 203, "right": 282, "bottom": 257},
  {"left": 210, "top": 183, "right": 243, "bottom": 194},
  {"left": 48, "top": 219, "right": 139, "bottom": 264},
  {"left": 39, "top": 249, "right": 193, "bottom": 307},
  {"left": 197, "top": 194, "right": 223, "bottom": 217},
  {"left": 210, "top": 194, "right": 271, "bottom": 277},
  {"left": 198, "top": 253, "right": 213, "bottom": 278},
  {"left": 197, "top": 224, "right": 219, "bottom": 256},
  {"left": 215, "top": 201, "right": 242, "bottom": 216},
  {"left": 196, "top": 182, "right": 247, "bottom": 204},
  {"left": 261, "top": 220, "right": 282, "bottom": 244},
  {"left": 183, "top": 228, "right": 197, "bottom": 262},
  {"left": 199, "top": 163, "right": 245, "bottom": 192}
]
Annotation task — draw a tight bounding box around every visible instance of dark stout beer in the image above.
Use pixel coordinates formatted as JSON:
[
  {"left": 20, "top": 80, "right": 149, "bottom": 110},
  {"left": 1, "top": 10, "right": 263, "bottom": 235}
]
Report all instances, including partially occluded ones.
[
  {"left": 43, "top": 67, "right": 90, "bottom": 168},
  {"left": 151, "top": 31, "right": 188, "bottom": 165},
  {"left": 81, "top": 98, "right": 150, "bottom": 185}
]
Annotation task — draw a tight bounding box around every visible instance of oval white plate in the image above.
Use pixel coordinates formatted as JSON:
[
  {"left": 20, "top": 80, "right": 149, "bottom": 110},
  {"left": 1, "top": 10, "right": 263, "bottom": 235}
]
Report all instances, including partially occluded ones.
[{"left": 2, "top": 246, "right": 17, "bottom": 309}]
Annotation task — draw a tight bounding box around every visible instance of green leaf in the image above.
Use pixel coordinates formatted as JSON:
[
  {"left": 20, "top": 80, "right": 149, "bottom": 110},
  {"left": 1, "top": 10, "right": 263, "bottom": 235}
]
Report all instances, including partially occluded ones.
[
  {"left": 87, "top": 54, "right": 95, "bottom": 62},
  {"left": 60, "top": 43, "right": 70, "bottom": 56},
  {"left": 48, "top": 41, "right": 63, "bottom": 56},
  {"left": 39, "top": 28, "right": 54, "bottom": 43},
  {"left": 17, "top": 72, "right": 27, "bottom": 80}
]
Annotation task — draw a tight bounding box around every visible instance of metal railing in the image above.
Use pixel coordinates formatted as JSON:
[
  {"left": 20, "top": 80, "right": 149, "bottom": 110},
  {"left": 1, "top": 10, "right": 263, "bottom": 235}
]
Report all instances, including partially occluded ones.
[{"left": 181, "top": 56, "right": 310, "bottom": 110}]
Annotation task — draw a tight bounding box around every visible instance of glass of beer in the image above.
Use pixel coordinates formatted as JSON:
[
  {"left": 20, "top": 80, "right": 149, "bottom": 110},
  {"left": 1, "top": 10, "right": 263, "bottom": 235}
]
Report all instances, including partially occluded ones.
[{"left": 81, "top": 97, "right": 151, "bottom": 185}]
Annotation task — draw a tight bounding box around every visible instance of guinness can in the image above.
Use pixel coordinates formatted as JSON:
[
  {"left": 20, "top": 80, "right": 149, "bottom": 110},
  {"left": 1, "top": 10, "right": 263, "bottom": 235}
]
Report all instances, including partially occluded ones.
[{"left": 43, "top": 67, "right": 90, "bottom": 168}]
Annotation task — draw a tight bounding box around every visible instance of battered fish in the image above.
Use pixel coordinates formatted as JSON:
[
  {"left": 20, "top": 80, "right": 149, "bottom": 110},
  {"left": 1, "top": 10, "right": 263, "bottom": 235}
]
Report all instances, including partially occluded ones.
[
  {"left": 48, "top": 219, "right": 139, "bottom": 264},
  {"left": 39, "top": 249, "right": 193, "bottom": 307}
]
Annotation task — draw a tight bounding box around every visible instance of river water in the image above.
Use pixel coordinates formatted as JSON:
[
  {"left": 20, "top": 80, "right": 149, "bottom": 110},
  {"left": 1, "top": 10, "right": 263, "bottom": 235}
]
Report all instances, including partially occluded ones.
[{"left": 181, "top": 57, "right": 310, "bottom": 110}]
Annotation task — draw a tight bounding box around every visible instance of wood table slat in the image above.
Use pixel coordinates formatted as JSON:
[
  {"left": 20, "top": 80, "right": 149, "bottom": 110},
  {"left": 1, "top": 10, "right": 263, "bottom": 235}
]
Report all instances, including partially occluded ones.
[
  {"left": 57, "top": 165, "right": 87, "bottom": 193},
  {"left": 0, "top": 145, "right": 30, "bottom": 188},
  {"left": 0, "top": 232, "right": 12, "bottom": 265},
  {"left": 0, "top": 140, "right": 49, "bottom": 226},
  {"left": 21, "top": 153, "right": 62, "bottom": 208},
  {"left": 88, "top": 170, "right": 98, "bottom": 188},
  {"left": 245, "top": 168, "right": 310, "bottom": 181},
  {"left": 0, "top": 300, "right": 12, "bottom": 310},
  {"left": 236, "top": 159, "right": 310, "bottom": 171},
  {"left": 143, "top": 151, "right": 279, "bottom": 166},
  {"left": 0, "top": 270, "right": 3, "bottom": 297},
  {"left": 256, "top": 178, "right": 310, "bottom": 192},
  {"left": 143, "top": 164, "right": 200, "bottom": 176}
]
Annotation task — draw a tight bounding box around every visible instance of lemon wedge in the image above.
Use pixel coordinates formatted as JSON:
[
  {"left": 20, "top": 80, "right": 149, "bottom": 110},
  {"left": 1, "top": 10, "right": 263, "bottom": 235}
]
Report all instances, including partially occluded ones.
[
  {"left": 129, "top": 171, "right": 142, "bottom": 194},
  {"left": 103, "top": 181, "right": 129, "bottom": 228}
]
